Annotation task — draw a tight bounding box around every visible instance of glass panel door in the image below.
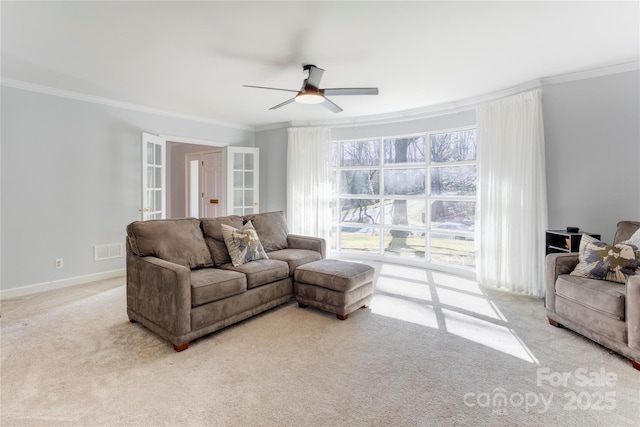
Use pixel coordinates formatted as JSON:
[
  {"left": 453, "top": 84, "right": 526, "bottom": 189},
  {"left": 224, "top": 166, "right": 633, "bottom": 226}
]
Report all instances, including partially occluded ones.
[
  {"left": 226, "top": 146, "right": 259, "bottom": 216},
  {"left": 140, "top": 132, "right": 166, "bottom": 220}
]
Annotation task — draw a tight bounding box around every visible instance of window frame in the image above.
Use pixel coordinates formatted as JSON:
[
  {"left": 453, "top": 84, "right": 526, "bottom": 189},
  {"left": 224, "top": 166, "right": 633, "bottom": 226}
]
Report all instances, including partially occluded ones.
[{"left": 331, "top": 126, "right": 477, "bottom": 272}]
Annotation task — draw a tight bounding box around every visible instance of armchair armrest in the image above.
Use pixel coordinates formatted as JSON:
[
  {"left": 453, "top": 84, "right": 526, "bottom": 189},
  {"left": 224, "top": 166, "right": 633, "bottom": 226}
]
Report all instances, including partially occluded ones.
[
  {"left": 627, "top": 275, "right": 640, "bottom": 351},
  {"left": 287, "top": 234, "right": 326, "bottom": 259},
  {"left": 545, "top": 253, "right": 579, "bottom": 312},
  {"left": 126, "top": 254, "right": 191, "bottom": 337}
]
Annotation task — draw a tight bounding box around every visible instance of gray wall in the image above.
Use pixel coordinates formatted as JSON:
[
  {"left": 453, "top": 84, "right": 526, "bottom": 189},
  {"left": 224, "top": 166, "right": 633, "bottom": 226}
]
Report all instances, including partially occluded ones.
[
  {"left": 254, "top": 127, "right": 288, "bottom": 213},
  {"left": 543, "top": 70, "right": 640, "bottom": 243},
  {"left": 1, "top": 86, "right": 253, "bottom": 292}
]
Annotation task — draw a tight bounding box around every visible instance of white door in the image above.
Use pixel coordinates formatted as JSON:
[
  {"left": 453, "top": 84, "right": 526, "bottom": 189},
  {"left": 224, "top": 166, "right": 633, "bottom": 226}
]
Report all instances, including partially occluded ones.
[
  {"left": 226, "top": 146, "right": 259, "bottom": 216},
  {"left": 202, "top": 151, "right": 225, "bottom": 218},
  {"left": 140, "top": 132, "right": 166, "bottom": 220}
]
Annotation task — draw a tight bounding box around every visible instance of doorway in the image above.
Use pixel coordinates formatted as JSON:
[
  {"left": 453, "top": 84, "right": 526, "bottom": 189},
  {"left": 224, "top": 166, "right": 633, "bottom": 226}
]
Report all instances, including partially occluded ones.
[{"left": 186, "top": 150, "right": 225, "bottom": 218}]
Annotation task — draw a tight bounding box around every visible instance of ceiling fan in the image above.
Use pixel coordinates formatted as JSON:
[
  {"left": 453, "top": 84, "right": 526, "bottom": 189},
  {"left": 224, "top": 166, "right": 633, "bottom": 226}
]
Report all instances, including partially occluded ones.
[{"left": 243, "top": 64, "right": 378, "bottom": 113}]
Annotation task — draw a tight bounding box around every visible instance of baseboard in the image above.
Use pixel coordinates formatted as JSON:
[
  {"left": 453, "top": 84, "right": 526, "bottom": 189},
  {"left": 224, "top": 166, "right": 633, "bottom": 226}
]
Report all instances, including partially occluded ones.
[{"left": 0, "top": 269, "right": 125, "bottom": 300}]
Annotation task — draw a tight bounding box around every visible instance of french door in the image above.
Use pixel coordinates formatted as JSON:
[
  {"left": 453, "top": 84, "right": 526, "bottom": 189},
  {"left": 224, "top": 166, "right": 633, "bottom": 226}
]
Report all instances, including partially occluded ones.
[
  {"left": 140, "top": 132, "right": 166, "bottom": 220},
  {"left": 141, "top": 133, "right": 259, "bottom": 219},
  {"left": 226, "top": 146, "right": 259, "bottom": 216}
]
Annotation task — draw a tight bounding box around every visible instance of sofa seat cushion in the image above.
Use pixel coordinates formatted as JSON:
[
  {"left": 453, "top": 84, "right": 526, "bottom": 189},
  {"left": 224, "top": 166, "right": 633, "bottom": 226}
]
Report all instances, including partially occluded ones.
[
  {"left": 555, "top": 274, "right": 626, "bottom": 320},
  {"left": 127, "top": 218, "right": 213, "bottom": 269},
  {"left": 267, "top": 249, "right": 322, "bottom": 276},
  {"left": 190, "top": 269, "right": 247, "bottom": 307},
  {"left": 219, "top": 259, "right": 289, "bottom": 289}
]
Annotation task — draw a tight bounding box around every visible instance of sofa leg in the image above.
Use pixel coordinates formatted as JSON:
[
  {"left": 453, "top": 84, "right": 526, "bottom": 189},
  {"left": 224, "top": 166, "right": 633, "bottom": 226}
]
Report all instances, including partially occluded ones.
[
  {"left": 337, "top": 313, "right": 348, "bottom": 320},
  {"left": 173, "top": 342, "right": 190, "bottom": 352},
  {"left": 632, "top": 360, "right": 640, "bottom": 371},
  {"left": 548, "top": 318, "right": 563, "bottom": 328},
  {"left": 298, "top": 302, "right": 308, "bottom": 309},
  {"left": 129, "top": 318, "right": 136, "bottom": 323}
]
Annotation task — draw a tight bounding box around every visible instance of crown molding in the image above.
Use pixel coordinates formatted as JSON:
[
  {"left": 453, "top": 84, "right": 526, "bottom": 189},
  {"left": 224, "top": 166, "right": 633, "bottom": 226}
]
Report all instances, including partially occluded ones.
[
  {"left": 0, "top": 78, "right": 255, "bottom": 132},
  {"left": 540, "top": 61, "right": 639, "bottom": 86},
  {"left": 4, "top": 60, "right": 638, "bottom": 135}
]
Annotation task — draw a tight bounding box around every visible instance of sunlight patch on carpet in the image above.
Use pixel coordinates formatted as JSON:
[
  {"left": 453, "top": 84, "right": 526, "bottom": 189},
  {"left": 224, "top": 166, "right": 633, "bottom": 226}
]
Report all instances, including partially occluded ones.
[
  {"left": 370, "top": 294, "right": 438, "bottom": 328},
  {"left": 443, "top": 308, "right": 539, "bottom": 363},
  {"left": 375, "top": 276, "right": 432, "bottom": 301}
]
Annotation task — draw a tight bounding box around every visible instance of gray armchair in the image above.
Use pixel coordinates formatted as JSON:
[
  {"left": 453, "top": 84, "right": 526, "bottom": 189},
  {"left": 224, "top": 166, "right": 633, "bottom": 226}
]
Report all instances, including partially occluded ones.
[{"left": 545, "top": 221, "right": 640, "bottom": 370}]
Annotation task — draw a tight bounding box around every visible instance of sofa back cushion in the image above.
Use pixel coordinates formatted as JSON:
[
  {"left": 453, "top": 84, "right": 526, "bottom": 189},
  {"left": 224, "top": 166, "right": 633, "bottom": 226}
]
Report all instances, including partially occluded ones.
[
  {"left": 243, "top": 211, "right": 289, "bottom": 252},
  {"left": 127, "top": 218, "right": 213, "bottom": 269},
  {"left": 613, "top": 221, "right": 640, "bottom": 245},
  {"left": 200, "top": 215, "right": 244, "bottom": 266}
]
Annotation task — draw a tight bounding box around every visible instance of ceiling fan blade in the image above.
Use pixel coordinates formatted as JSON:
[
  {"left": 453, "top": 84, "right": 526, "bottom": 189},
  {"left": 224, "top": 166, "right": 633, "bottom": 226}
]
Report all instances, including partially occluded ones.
[
  {"left": 269, "top": 97, "right": 297, "bottom": 110},
  {"left": 243, "top": 85, "right": 299, "bottom": 93},
  {"left": 321, "top": 97, "right": 343, "bottom": 113},
  {"left": 305, "top": 65, "right": 325, "bottom": 89},
  {"left": 322, "top": 87, "right": 379, "bottom": 96}
]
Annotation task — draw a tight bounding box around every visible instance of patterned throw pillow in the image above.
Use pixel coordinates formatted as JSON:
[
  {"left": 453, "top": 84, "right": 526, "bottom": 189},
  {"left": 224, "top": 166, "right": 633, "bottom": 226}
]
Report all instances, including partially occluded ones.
[
  {"left": 621, "top": 228, "right": 640, "bottom": 275},
  {"left": 221, "top": 221, "right": 269, "bottom": 267},
  {"left": 570, "top": 234, "right": 638, "bottom": 283}
]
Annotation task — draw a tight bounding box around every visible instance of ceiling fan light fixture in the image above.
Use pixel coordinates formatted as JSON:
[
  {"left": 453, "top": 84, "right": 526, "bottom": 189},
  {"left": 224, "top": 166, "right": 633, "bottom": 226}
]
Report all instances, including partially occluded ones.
[{"left": 295, "top": 92, "right": 324, "bottom": 104}]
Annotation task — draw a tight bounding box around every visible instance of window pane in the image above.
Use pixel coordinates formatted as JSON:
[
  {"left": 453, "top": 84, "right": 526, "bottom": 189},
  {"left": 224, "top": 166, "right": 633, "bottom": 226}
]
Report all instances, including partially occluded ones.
[
  {"left": 147, "top": 142, "right": 154, "bottom": 164},
  {"left": 430, "top": 166, "right": 477, "bottom": 196},
  {"left": 154, "top": 190, "right": 162, "bottom": 211},
  {"left": 340, "top": 227, "right": 380, "bottom": 252},
  {"left": 155, "top": 166, "right": 162, "bottom": 189},
  {"left": 244, "top": 172, "right": 253, "bottom": 188},
  {"left": 340, "top": 198, "right": 380, "bottom": 224},
  {"left": 244, "top": 189, "right": 254, "bottom": 206},
  {"left": 384, "top": 229, "right": 425, "bottom": 259},
  {"left": 341, "top": 140, "right": 380, "bottom": 166},
  {"left": 383, "top": 169, "right": 425, "bottom": 195},
  {"left": 147, "top": 166, "right": 154, "bottom": 188},
  {"left": 234, "top": 171, "right": 243, "bottom": 187},
  {"left": 234, "top": 190, "right": 243, "bottom": 207},
  {"left": 430, "top": 235, "right": 475, "bottom": 267},
  {"left": 154, "top": 145, "right": 162, "bottom": 166},
  {"left": 146, "top": 190, "right": 154, "bottom": 212},
  {"left": 430, "top": 130, "right": 477, "bottom": 163},
  {"left": 384, "top": 136, "right": 426, "bottom": 164},
  {"left": 233, "top": 153, "right": 243, "bottom": 169},
  {"left": 340, "top": 170, "right": 379, "bottom": 195},
  {"left": 383, "top": 199, "right": 425, "bottom": 227},
  {"left": 234, "top": 208, "right": 243, "bottom": 215},
  {"left": 244, "top": 153, "right": 254, "bottom": 170},
  {"left": 430, "top": 201, "right": 476, "bottom": 230}
]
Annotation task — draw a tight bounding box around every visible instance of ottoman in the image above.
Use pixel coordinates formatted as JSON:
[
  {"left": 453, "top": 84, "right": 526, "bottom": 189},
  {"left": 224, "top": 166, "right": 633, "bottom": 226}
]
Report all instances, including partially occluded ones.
[{"left": 294, "top": 259, "right": 374, "bottom": 320}]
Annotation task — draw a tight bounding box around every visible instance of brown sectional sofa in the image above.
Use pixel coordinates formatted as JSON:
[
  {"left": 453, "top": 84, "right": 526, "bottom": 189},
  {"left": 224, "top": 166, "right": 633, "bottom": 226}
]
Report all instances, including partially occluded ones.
[
  {"left": 126, "top": 211, "right": 325, "bottom": 351},
  {"left": 545, "top": 221, "right": 640, "bottom": 370}
]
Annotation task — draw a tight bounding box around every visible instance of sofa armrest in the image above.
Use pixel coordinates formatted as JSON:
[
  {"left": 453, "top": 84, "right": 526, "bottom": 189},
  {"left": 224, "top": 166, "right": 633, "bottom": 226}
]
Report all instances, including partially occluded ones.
[
  {"left": 287, "top": 234, "right": 326, "bottom": 259},
  {"left": 545, "top": 253, "right": 579, "bottom": 312},
  {"left": 627, "top": 275, "right": 640, "bottom": 351},
  {"left": 126, "top": 254, "right": 191, "bottom": 336}
]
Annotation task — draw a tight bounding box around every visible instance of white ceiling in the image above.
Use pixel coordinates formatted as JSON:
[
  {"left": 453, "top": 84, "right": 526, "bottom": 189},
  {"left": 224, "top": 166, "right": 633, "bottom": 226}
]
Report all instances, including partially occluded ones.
[{"left": 2, "top": 1, "right": 639, "bottom": 129}]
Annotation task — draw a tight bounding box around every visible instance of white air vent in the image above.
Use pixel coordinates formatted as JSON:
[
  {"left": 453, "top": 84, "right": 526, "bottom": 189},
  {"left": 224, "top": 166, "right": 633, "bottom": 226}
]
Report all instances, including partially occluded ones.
[{"left": 94, "top": 243, "right": 123, "bottom": 261}]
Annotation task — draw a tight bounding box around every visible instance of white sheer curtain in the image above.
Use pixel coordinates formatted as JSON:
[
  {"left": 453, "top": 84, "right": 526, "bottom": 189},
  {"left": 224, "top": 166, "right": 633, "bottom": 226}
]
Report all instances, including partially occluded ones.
[
  {"left": 476, "top": 90, "right": 548, "bottom": 297},
  {"left": 287, "top": 127, "right": 332, "bottom": 242}
]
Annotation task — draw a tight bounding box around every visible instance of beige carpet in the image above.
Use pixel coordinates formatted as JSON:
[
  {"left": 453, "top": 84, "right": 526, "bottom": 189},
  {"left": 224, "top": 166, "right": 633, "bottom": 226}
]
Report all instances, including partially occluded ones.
[{"left": 2, "top": 262, "right": 639, "bottom": 426}]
